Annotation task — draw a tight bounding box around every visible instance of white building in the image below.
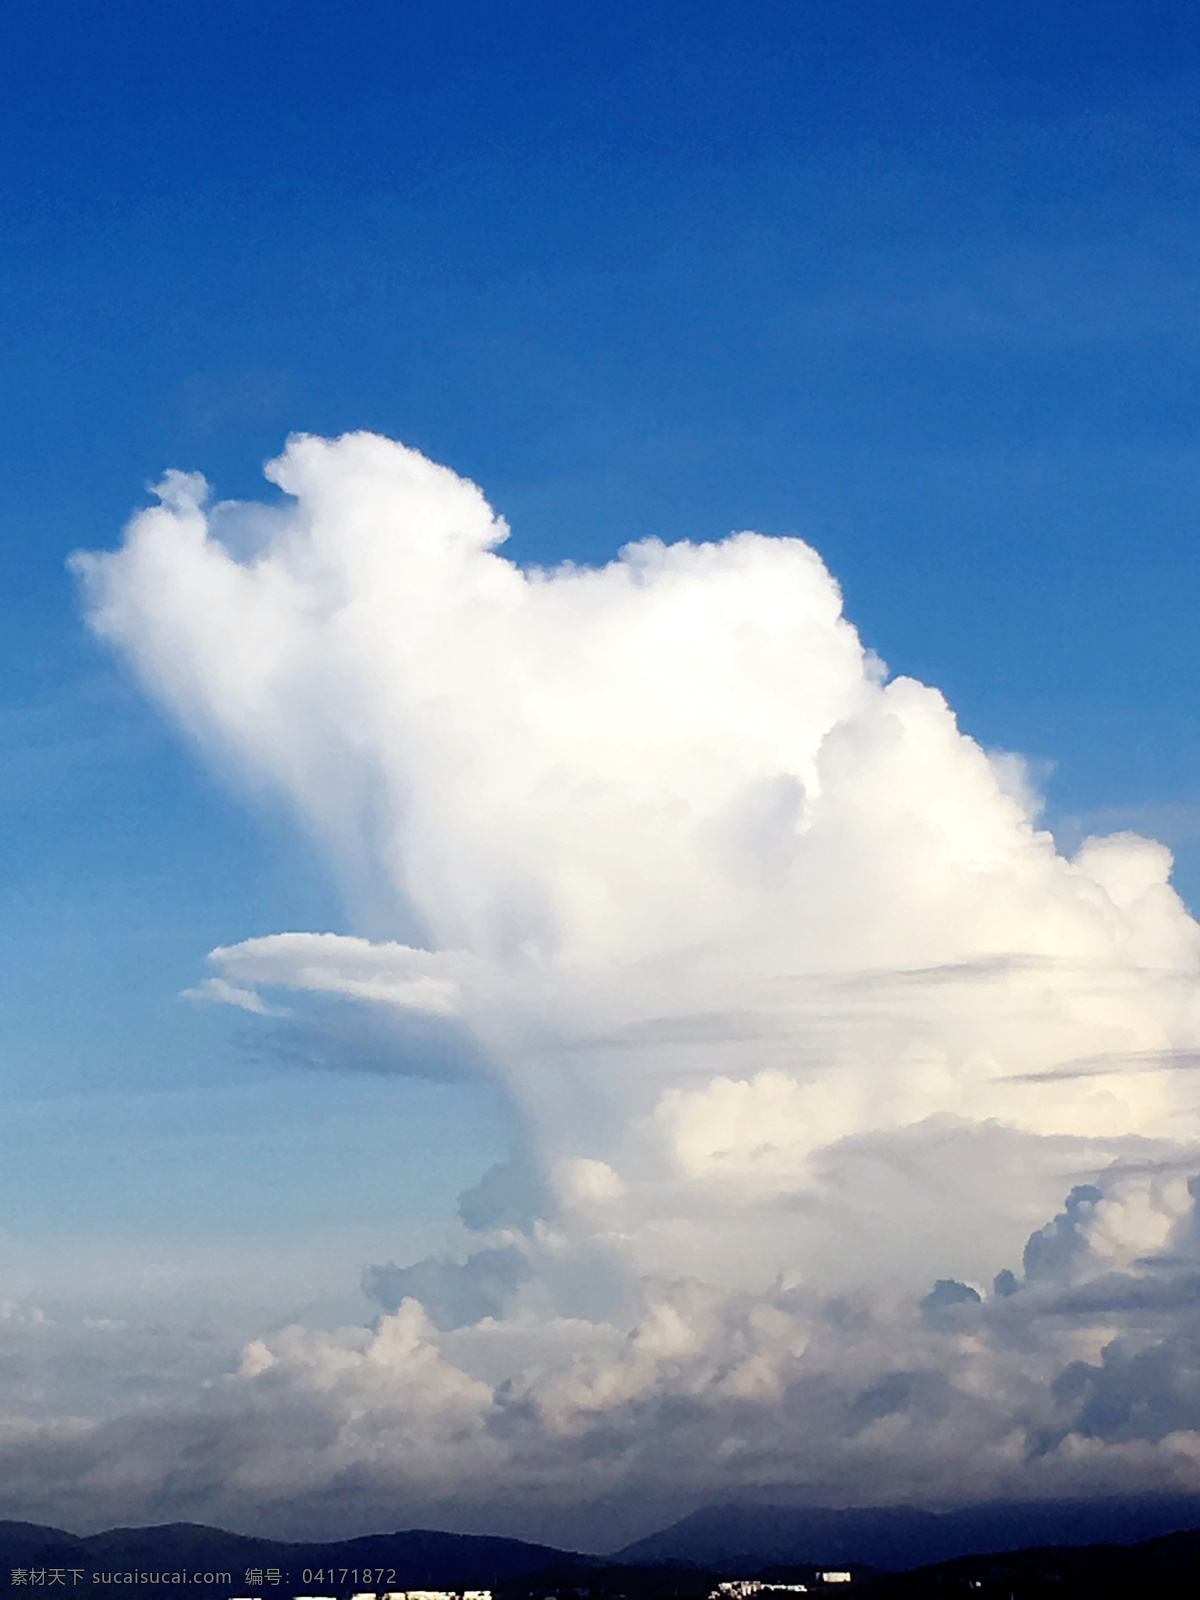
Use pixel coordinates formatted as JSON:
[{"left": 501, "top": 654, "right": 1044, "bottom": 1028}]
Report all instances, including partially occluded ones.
[
  {"left": 380, "top": 1590, "right": 492, "bottom": 1600},
  {"left": 712, "top": 1580, "right": 813, "bottom": 1598}
]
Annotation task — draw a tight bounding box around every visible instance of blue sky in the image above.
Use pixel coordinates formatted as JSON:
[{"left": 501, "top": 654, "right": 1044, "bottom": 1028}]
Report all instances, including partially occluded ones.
[{"left": 4, "top": 0, "right": 1200, "bottom": 1535}]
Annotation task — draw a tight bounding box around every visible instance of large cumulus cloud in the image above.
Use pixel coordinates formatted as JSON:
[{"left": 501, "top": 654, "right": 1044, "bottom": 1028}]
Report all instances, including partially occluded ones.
[{"left": 46, "top": 431, "right": 1200, "bottom": 1531}]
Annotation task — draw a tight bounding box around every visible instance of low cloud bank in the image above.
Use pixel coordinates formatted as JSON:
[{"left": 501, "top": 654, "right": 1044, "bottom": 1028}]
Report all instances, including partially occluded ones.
[
  {"left": 43, "top": 431, "right": 1200, "bottom": 1532},
  {"left": 6, "top": 1168, "right": 1200, "bottom": 1540}
]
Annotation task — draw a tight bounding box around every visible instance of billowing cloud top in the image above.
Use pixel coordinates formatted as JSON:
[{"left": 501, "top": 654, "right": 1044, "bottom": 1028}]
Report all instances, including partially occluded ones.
[{"left": 52, "top": 431, "right": 1200, "bottom": 1534}]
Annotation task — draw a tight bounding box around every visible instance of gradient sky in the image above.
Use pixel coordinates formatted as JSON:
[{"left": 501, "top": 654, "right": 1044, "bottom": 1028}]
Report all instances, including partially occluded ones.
[{"left": 4, "top": 0, "right": 1200, "bottom": 1541}]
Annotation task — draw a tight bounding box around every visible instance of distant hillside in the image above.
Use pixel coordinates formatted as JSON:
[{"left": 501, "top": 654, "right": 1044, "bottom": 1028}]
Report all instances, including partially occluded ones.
[
  {"left": 9, "top": 1502, "right": 1200, "bottom": 1599},
  {"left": 0, "top": 1521, "right": 580, "bottom": 1597},
  {"left": 615, "top": 1495, "right": 1200, "bottom": 1571},
  {"left": 874, "top": 1524, "right": 1200, "bottom": 1596},
  {"left": 498, "top": 1527, "right": 1200, "bottom": 1598}
]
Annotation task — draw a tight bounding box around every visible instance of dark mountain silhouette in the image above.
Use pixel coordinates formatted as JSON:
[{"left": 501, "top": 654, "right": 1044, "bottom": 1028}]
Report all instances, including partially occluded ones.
[
  {"left": 498, "top": 1528, "right": 1200, "bottom": 1598},
  {"left": 873, "top": 1524, "right": 1200, "bottom": 1595},
  {"left": 615, "top": 1495, "right": 1200, "bottom": 1570},
  {"left": 5, "top": 1501, "right": 1200, "bottom": 1598},
  {"left": 0, "top": 1522, "right": 580, "bottom": 1596}
]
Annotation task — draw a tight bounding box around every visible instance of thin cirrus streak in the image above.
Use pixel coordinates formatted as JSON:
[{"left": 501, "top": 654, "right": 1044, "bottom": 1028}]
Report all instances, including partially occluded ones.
[{"left": 47, "top": 428, "right": 1200, "bottom": 1533}]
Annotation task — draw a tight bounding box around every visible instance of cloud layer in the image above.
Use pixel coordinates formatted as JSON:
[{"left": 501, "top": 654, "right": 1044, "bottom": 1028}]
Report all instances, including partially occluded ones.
[{"left": 50, "top": 431, "right": 1200, "bottom": 1533}]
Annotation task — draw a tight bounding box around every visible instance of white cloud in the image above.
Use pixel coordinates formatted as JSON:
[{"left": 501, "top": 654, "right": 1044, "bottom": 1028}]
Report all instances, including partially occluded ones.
[
  {"left": 58, "top": 431, "right": 1200, "bottom": 1527},
  {"left": 181, "top": 975, "right": 285, "bottom": 1014},
  {"left": 203, "top": 934, "right": 474, "bottom": 1014}
]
